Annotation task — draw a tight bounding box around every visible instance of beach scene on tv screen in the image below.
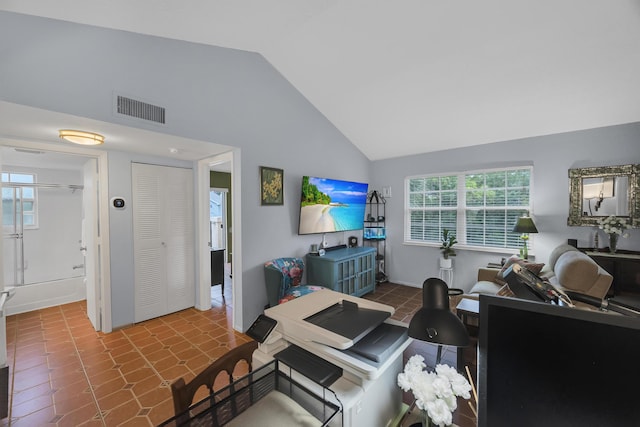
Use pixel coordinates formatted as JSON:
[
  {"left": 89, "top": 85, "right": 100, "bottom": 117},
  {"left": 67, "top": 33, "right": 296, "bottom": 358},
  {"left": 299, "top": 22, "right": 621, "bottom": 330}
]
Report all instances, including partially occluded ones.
[{"left": 299, "top": 176, "right": 369, "bottom": 234}]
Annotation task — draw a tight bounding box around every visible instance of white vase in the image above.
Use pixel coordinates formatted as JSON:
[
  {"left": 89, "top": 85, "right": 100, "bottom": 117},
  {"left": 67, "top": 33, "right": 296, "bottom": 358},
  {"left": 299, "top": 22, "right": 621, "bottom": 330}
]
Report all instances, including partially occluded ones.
[{"left": 440, "top": 258, "right": 452, "bottom": 269}]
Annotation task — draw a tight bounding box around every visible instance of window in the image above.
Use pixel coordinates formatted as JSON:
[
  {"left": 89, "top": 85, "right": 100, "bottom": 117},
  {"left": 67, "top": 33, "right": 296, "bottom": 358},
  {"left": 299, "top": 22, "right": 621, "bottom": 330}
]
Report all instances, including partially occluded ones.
[
  {"left": 2, "top": 172, "right": 37, "bottom": 229},
  {"left": 405, "top": 167, "right": 532, "bottom": 251}
]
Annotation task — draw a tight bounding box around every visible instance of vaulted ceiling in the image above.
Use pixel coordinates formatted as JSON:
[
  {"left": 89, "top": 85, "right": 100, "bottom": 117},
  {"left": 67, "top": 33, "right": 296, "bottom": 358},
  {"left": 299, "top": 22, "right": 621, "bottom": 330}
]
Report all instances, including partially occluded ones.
[{"left": 2, "top": 1, "right": 640, "bottom": 160}]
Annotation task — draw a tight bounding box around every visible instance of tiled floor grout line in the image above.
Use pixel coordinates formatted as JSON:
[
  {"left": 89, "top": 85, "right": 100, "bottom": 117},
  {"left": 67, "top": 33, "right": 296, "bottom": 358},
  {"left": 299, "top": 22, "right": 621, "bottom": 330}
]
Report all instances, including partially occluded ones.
[
  {"left": 115, "top": 324, "right": 174, "bottom": 425},
  {"left": 61, "top": 306, "right": 108, "bottom": 427},
  {"left": 120, "top": 318, "right": 196, "bottom": 388}
]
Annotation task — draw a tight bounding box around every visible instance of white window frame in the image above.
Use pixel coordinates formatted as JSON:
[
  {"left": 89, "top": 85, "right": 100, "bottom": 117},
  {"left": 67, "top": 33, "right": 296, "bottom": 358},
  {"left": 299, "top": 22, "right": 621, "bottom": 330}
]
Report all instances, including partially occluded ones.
[
  {"left": 404, "top": 166, "right": 534, "bottom": 253},
  {"left": 2, "top": 172, "right": 38, "bottom": 230}
]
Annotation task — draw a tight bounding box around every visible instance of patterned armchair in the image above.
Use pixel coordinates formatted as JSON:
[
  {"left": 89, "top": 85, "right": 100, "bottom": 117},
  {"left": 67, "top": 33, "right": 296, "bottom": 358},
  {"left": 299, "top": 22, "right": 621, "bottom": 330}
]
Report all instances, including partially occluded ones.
[{"left": 263, "top": 257, "right": 324, "bottom": 307}]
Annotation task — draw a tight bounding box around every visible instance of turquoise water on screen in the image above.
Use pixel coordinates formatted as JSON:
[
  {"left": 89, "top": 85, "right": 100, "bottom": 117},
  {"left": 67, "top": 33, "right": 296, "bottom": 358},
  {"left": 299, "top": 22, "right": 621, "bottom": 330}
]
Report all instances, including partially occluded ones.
[{"left": 329, "top": 203, "right": 366, "bottom": 232}]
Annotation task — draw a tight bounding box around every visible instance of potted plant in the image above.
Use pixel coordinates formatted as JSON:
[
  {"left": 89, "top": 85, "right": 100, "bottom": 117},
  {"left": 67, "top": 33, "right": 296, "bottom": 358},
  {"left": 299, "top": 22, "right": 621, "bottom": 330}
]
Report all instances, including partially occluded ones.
[{"left": 439, "top": 228, "right": 457, "bottom": 268}]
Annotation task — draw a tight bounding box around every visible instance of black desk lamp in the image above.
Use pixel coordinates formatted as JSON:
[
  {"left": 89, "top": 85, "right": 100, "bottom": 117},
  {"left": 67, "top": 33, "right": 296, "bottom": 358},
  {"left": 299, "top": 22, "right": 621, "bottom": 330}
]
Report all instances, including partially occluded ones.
[
  {"left": 408, "top": 278, "right": 470, "bottom": 365},
  {"left": 405, "top": 278, "right": 471, "bottom": 427}
]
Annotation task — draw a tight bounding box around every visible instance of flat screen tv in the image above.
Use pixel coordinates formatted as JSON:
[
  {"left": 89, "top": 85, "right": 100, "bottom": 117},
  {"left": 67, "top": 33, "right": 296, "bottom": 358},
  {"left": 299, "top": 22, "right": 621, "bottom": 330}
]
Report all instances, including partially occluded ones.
[
  {"left": 478, "top": 295, "right": 640, "bottom": 427},
  {"left": 298, "top": 176, "right": 369, "bottom": 235}
]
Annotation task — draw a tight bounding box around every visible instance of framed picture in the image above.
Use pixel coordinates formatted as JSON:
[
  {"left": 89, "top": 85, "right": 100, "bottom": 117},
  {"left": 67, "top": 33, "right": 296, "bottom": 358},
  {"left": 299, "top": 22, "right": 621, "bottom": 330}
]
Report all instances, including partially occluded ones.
[{"left": 260, "top": 166, "right": 284, "bottom": 205}]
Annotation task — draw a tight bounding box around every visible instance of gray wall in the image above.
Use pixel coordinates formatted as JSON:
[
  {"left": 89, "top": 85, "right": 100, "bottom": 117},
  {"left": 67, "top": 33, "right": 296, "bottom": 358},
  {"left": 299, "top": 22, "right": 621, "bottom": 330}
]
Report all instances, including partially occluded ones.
[
  {"left": 1, "top": 12, "right": 370, "bottom": 329},
  {"left": 370, "top": 123, "right": 640, "bottom": 291}
]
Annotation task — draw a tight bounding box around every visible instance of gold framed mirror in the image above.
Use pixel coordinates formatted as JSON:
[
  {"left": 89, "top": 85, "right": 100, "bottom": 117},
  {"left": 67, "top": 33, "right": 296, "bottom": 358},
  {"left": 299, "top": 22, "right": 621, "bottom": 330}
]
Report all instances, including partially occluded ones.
[{"left": 568, "top": 164, "right": 639, "bottom": 227}]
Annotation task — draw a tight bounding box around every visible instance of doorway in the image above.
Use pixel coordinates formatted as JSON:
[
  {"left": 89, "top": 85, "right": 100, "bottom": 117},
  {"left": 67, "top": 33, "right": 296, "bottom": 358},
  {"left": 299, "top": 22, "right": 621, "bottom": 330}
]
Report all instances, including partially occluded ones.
[
  {"left": 0, "top": 143, "right": 110, "bottom": 332},
  {"left": 196, "top": 149, "right": 243, "bottom": 332},
  {"left": 210, "top": 188, "right": 229, "bottom": 307},
  {"left": 210, "top": 188, "right": 228, "bottom": 252}
]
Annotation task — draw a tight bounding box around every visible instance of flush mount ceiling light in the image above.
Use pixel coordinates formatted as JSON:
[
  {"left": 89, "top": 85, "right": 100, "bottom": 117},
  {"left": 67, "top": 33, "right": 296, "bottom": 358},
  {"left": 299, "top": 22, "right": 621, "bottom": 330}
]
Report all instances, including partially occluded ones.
[{"left": 59, "top": 129, "right": 105, "bottom": 145}]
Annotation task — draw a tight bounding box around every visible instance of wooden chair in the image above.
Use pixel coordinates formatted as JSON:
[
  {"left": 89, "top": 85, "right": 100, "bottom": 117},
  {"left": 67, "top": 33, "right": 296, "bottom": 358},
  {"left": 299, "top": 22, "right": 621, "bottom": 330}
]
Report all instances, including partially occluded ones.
[{"left": 170, "top": 340, "right": 259, "bottom": 417}]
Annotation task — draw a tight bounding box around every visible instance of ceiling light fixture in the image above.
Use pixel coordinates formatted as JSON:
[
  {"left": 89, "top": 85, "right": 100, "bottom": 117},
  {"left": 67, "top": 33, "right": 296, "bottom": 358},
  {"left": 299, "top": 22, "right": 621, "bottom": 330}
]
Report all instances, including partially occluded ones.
[{"left": 59, "top": 129, "right": 105, "bottom": 145}]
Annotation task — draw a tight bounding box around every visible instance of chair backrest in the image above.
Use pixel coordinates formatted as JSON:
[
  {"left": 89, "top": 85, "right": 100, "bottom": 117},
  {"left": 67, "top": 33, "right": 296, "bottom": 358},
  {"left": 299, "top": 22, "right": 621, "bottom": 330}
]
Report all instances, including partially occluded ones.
[
  {"left": 263, "top": 257, "right": 305, "bottom": 307},
  {"left": 170, "top": 340, "right": 259, "bottom": 417}
]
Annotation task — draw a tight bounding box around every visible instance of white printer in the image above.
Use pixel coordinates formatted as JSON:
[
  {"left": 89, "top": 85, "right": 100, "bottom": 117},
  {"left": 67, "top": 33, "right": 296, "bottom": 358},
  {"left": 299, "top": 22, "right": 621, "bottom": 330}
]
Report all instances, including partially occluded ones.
[{"left": 253, "top": 289, "right": 411, "bottom": 427}]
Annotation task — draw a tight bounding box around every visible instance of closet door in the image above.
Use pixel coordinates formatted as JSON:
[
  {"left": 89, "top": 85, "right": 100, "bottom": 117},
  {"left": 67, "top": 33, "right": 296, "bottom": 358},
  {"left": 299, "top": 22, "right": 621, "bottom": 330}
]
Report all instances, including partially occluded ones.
[
  {"left": 165, "top": 169, "right": 195, "bottom": 313},
  {"left": 132, "top": 163, "right": 194, "bottom": 322}
]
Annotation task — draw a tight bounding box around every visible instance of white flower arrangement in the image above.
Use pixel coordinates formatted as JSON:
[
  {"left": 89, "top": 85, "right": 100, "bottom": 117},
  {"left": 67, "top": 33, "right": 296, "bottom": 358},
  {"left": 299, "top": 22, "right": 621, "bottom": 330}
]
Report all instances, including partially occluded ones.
[
  {"left": 397, "top": 355, "right": 472, "bottom": 426},
  {"left": 598, "top": 215, "right": 630, "bottom": 237}
]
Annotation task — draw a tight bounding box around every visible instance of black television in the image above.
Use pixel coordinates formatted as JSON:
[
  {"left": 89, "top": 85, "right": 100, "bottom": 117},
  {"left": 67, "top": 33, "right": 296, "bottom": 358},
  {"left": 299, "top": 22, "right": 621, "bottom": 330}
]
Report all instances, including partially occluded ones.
[
  {"left": 298, "top": 176, "right": 368, "bottom": 235},
  {"left": 478, "top": 294, "right": 640, "bottom": 427}
]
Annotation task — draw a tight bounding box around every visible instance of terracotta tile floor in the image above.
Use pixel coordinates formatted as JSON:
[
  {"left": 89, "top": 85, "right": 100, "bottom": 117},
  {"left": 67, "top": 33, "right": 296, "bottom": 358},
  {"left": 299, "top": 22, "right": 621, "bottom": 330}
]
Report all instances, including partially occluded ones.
[
  {"left": 3, "top": 282, "right": 245, "bottom": 427},
  {"left": 3, "top": 280, "right": 476, "bottom": 426}
]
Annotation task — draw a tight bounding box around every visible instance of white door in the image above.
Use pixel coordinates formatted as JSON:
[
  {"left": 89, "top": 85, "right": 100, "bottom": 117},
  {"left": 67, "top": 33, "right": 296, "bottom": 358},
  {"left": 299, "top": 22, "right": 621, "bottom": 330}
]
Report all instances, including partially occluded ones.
[
  {"left": 82, "top": 158, "right": 100, "bottom": 330},
  {"left": 132, "top": 163, "right": 194, "bottom": 322},
  {"left": 210, "top": 189, "right": 227, "bottom": 251},
  {"left": 165, "top": 174, "right": 195, "bottom": 313}
]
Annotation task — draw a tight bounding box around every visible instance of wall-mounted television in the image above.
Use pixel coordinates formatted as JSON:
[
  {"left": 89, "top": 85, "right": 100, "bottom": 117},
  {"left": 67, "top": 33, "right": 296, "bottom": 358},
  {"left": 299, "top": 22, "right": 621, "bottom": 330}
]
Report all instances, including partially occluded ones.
[
  {"left": 478, "top": 295, "right": 640, "bottom": 426},
  {"left": 298, "top": 176, "right": 369, "bottom": 235}
]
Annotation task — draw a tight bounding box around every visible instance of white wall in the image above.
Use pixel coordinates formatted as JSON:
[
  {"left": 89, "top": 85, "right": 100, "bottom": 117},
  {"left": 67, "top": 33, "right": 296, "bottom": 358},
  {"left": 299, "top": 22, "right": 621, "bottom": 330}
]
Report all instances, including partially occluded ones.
[
  {"left": 370, "top": 123, "right": 640, "bottom": 292},
  {"left": 2, "top": 166, "right": 85, "bottom": 314}
]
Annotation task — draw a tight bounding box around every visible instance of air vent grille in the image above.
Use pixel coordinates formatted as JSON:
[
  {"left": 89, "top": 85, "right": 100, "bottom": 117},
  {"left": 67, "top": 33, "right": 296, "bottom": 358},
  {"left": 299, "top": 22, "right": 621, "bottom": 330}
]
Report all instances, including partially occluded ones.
[{"left": 116, "top": 95, "right": 166, "bottom": 124}]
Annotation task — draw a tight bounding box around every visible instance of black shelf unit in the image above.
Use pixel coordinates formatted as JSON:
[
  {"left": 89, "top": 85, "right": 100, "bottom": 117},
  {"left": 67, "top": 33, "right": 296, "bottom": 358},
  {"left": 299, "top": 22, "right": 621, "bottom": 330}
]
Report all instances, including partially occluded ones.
[{"left": 364, "top": 190, "right": 387, "bottom": 283}]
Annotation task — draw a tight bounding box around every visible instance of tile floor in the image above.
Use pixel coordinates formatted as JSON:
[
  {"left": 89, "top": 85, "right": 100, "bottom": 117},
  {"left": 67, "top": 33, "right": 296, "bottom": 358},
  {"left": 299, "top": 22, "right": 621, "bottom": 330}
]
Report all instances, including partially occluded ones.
[{"left": 2, "top": 281, "right": 476, "bottom": 427}]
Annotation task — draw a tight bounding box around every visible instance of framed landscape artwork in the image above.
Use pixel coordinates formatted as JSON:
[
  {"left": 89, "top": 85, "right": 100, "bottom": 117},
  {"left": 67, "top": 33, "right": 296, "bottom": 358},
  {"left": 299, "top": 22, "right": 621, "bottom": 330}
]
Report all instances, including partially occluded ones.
[{"left": 260, "top": 166, "right": 284, "bottom": 205}]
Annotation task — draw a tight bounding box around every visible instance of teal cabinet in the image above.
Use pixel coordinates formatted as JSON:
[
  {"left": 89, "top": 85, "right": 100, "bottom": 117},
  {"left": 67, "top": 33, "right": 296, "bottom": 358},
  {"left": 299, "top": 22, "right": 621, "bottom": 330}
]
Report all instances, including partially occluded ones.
[{"left": 306, "top": 247, "right": 376, "bottom": 297}]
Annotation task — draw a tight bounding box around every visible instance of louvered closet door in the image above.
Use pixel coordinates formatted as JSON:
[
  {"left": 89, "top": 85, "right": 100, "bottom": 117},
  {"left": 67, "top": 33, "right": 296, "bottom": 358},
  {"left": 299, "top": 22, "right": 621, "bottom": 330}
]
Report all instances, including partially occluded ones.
[
  {"left": 132, "top": 163, "right": 194, "bottom": 323},
  {"left": 165, "top": 170, "right": 194, "bottom": 313}
]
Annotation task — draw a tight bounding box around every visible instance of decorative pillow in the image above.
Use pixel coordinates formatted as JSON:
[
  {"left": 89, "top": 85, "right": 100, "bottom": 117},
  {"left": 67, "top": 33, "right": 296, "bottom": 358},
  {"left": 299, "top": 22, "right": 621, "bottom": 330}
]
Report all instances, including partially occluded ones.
[{"left": 494, "top": 256, "right": 545, "bottom": 285}]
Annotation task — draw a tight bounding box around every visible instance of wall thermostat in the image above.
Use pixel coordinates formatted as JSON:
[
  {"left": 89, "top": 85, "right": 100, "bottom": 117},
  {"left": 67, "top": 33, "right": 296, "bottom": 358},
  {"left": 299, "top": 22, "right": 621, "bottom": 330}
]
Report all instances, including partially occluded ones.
[{"left": 112, "top": 197, "right": 126, "bottom": 209}]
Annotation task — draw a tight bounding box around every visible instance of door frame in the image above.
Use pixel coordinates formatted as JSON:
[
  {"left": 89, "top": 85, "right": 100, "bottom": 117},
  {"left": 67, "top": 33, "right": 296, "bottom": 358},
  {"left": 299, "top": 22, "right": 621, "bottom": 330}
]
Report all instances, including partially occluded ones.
[
  {"left": 0, "top": 139, "right": 112, "bottom": 332},
  {"left": 196, "top": 148, "right": 242, "bottom": 331}
]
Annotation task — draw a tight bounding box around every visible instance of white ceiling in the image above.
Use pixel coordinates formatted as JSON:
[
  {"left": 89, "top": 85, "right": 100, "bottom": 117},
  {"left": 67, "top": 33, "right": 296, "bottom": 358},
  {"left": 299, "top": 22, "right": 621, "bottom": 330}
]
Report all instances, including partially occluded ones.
[
  {"left": 0, "top": 101, "right": 232, "bottom": 169},
  {"left": 2, "top": 1, "right": 640, "bottom": 161}
]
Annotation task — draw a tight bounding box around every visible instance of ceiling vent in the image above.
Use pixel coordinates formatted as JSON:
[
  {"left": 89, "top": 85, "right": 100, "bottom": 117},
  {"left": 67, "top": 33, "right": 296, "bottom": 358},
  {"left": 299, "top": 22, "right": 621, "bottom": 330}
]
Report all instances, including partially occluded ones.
[{"left": 116, "top": 95, "right": 166, "bottom": 124}]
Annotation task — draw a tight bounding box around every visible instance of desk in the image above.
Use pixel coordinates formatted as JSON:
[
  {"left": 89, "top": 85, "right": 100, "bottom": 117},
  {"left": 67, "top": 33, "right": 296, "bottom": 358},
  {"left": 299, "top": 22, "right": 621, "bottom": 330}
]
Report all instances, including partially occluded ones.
[{"left": 455, "top": 298, "right": 479, "bottom": 373}]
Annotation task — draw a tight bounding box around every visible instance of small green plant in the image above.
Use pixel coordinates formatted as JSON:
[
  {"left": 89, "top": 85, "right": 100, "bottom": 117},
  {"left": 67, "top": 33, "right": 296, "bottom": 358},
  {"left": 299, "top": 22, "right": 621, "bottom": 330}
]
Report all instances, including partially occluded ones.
[{"left": 440, "top": 229, "right": 457, "bottom": 259}]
